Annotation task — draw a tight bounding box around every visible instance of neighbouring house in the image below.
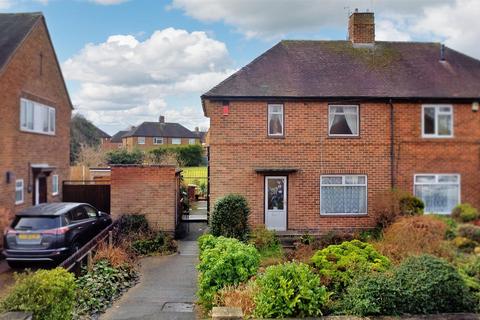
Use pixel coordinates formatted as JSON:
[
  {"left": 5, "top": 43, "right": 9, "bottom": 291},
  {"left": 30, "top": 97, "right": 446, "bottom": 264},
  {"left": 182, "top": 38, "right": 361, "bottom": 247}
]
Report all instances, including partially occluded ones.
[
  {"left": 95, "top": 126, "right": 111, "bottom": 147},
  {"left": 0, "top": 13, "right": 73, "bottom": 238},
  {"left": 107, "top": 129, "right": 130, "bottom": 149},
  {"left": 194, "top": 127, "right": 207, "bottom": 144},
  {"left": 202, "top": 10, "right": 480, "bottom": 233},
  {"left": 120, "top": 116, "right": 201, "bottom": 151}
]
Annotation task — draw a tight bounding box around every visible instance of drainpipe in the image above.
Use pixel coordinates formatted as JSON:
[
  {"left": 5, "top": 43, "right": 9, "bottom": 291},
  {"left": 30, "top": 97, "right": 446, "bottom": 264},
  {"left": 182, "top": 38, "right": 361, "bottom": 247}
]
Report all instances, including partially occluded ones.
[
  {"left": 207, "top": 146, "right": 210, "bottom": 221},
  {"left": 389, "top": 99, "right": 395, "bottom": 189}
]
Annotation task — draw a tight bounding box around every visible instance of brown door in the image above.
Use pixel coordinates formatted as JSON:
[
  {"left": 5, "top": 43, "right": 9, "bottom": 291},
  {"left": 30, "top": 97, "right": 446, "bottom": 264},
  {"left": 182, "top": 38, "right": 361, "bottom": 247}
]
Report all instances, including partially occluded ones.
[{"left": 39, "top": 177, "right": 47, "bottom": 204}]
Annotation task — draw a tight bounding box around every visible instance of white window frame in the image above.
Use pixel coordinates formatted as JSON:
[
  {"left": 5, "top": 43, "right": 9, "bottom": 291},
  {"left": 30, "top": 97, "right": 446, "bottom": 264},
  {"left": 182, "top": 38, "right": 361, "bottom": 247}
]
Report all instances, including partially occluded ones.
[
  {"left": 172, "top": 138, "right": 181, "bottom": 145},
  {"left": 188, "top": 138, "right": 196, "bottom": 145},
  {"left": 414, "top": 173, "right": 460, "bottom": 214},
  {"left": 421, "top": 104, "right": 453, "bottom": 138},
  {"left": 20, "top": 98, "right": 55, "bottom": 135},
  {"left": 328, "top": 105, "right": 359, "bottom": 137},
  {"left": 52, "top": 175, "right": 59, "bottom": 196},
  {"left": 15, "top": 179, "right": 24, "bottom": 205},
  {"left": 320, "top": 175, "right": 367, "bottom": 215},
  {"left": 153, "top": 137, "right": 164, "bottom": 145},
  {"left": 137, "top": 137, "right": 145, "bottom": 144},
  {"left": 267, "top": 104, "right": 284, "bottom": 136}
]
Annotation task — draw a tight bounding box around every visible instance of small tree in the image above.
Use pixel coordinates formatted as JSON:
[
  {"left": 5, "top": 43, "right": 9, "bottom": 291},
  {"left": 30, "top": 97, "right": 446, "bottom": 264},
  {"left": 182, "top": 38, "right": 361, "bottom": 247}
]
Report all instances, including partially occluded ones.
[
  {"left": 106, "top": 149, "right": 144, "bottom": 164},
  {"left": 173, "top": 144, "right": 204, "bottom": 166},
  {"left": 211, "top": 194, "right": 250, "bottom": 241}
]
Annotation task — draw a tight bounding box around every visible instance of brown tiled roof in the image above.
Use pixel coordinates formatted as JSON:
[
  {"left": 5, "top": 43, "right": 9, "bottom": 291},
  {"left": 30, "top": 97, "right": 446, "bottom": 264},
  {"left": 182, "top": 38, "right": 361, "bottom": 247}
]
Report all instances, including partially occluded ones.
[
  {"left": 110, "top": 130, "right": 130, "bottom": 143},
  {"left": 203, "top": 40, "right": 480, "bottom": 100}
]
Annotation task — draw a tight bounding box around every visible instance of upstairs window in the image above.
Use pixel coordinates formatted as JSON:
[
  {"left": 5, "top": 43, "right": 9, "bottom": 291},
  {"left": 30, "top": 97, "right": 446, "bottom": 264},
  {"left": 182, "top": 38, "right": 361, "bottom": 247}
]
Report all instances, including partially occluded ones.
[
  {"left": 188, "top": 138, "right": 196, "bottom": 145},
  {"left": 137, "top": 137, "right": 145, "bottom": 144},
  {"left": 153, "top": 137, "right": 163, "bottom": 145},
  {"left": 268, "top": 104, "right": 284, "bottom": 136},
  {"left": 422, "top": 105, "right": 453, "bottom": 137},
  {"left": 20, "top": 98, "right": 55, "bottom": 135},
  {"left": 329, "top": 105, "right": 359, "bottom": 136},
  {"left": 172, "top": 138, "right": 181, "bottom": 145}
]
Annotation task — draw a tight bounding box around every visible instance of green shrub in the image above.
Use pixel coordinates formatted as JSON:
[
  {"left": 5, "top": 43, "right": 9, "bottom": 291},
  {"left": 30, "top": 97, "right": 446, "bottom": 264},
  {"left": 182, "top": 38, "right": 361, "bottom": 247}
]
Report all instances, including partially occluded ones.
[
  {"left": 340, "top": 255, "right": 474, "bottom": 316},
  {"left": 0, "top": 268, "right": 76, "bottom": 320},
  {"left": 452, "top": 236, "right": 478, "bottom": 252},
  {"left": 106, "top": 149, "right": 144, "bottom": 164},
  {"left": 399, "top": 195, "right": 424, "bottom": 215},
  {"left": 148, "top": 147, "right": 168, "bottom": 163},
  {"left": 452, "top": 203, "right": 480, "bottom": 222},
  {"left": 173, "top": 144, "right": 204, "bottom": 166},
  {"left": 300, "top": 231, "right": 315, "bottom": 245},
  {"left": 434, "top": 215, "right": 459, "bottom": 239},
  {"left": 131, "top": 232, "right": 176, "bottom": 255},
  {"left": 254, "top": 262, "right": 329, "bottom": 318},
  {"left": 458, "top": 224, "right": 480, "bottom": 243},
  {"left": 76, "top": 260, "right": 138, "bottom": 315},
  {"left": 197, "top": 236, "right": 260, "bottom": 310},
  {"left": 310, "top": 240, "right": 390, "bottom": 293},
  {"left": 198, "top": 233, "right": 218, "bottom": 253},
  {"left": 211, "top": 194, "right": 250, "bottom": 241},
  {"left": 456, "top": 255, "right": 480, "bottom": 311},
  {"left": 249, "top": 226, "right": 283, "bottom": 262}
]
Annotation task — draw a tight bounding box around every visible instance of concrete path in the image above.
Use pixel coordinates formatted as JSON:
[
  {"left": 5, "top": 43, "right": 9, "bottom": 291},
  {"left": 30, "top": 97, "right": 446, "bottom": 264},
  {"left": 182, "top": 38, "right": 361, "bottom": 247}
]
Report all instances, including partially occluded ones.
[{"left": 101, "top": 241, "right": 199, "bottom": 320}]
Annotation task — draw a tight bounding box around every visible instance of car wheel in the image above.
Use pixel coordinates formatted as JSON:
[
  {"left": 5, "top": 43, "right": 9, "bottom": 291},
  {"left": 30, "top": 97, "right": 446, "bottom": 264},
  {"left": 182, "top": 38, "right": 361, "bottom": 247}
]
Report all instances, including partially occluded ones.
[
  {"left": 7, "top": 261, "right": 24, "bottom": 269},
  {"left": 70, "top": 242, "right": 81, "bottom": 256}
]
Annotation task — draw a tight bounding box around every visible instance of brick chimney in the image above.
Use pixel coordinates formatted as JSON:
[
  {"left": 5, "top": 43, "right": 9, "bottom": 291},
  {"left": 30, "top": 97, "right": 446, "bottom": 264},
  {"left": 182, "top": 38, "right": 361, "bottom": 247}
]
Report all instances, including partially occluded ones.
[
  {"left": 348, "top": 9, "right": 375, "bottom": 45},
  {"left": 159, "top": 115, "right": 165, "bottom": 123}
]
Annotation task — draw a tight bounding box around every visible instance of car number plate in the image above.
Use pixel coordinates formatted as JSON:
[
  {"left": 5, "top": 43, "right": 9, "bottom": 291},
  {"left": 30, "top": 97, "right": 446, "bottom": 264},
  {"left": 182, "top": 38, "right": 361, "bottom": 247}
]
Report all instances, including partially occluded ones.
[{"left": 18, "top": 233, "right": 41, "bottom": 240}]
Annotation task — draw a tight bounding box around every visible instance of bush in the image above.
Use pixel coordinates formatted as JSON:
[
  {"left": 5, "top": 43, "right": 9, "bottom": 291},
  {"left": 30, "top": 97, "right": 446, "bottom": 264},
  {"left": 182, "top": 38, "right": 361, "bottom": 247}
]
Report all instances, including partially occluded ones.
[
  {"left": 197, "top": 236, "right": 260, "bottom": 310},
  {"left": 254, "top": 262, "right": 329, "bottom": 318},
  {"left": 0, "top": 268, "right": 76, "bottom": 320},
  {"left": 115, "top": 214, "right": 150, "bottom": 236},
  {"left": 211, "top": 194, "right": 250, "bottom": 241},
  {"left": 173, "top": 144, "right": 204, "bottom": 167},
  {"left": 148, "top": 147, "right": 168, "bottom": 163},
  {"left": 456, "top": 256, "right": 480, "bottom": 311},
  {"left": 106, "top": 149, "right": 144, "bottom": 164},
  {"left": 76, "top": 259, "right": 138, "bottom": 316},
  {"left": 376, "top": 215, "right": 451, "bottom": 263},
  {"left": 399, "top": 195, "right": 424, "bottom": 216},
  {"left": 216, "top": 281, "right": 258, "bottom": 318},
  {"left": 458, "top": 224, "right": 480, "bottom": 243},
  {"left": 452, "top": 203, "right": 480, "bottom": 222},
  {"left": 131, "top": 232, "right": 176, "bottom": 255},
  {"left": 93, "top": 243, "right": 134, "bottom": 268},
  {"left": 249, "top": 226, "right": 283, "bottom": 265},
  {"left": 340, "top": 255, "right": 474, "bottom": 316},
  {"left": 452, "top": 236, "right": 478, "bottom": 252},
  {"left": 310, "top": 240, "right": 390, "bottom": 293}
]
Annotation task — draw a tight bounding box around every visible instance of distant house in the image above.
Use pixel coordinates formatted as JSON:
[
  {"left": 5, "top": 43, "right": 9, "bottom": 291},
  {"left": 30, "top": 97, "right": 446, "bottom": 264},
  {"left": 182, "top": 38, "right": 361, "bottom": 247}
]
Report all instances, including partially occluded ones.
[
  {"left": 0, "top": 13, "right": 72, "bottom": 237},
  {"left": 202, "top": 11, "right": 480, "bottom": 233},
  {"left": 116, "top": 116, "right": 200, "bottom": 151},
  {"left": 94, "top": 126, "right": 111, "bottom": 146},
  {"left": 107, "top": 130, "right": 130, "bottom": 149}
]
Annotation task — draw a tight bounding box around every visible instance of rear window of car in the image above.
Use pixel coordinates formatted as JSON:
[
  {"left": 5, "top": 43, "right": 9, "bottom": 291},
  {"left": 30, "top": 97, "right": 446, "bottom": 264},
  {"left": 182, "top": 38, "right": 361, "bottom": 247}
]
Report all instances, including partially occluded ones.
[{"left": 12, "top": 216, "right": 61, "bottom": 231}]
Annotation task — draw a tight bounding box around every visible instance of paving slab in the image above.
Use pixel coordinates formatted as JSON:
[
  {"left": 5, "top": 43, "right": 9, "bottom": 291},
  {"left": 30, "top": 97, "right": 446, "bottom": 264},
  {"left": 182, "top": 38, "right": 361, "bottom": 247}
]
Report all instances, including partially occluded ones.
[{"left": 101, "top": 241, "right": 199, "bottom": 320}]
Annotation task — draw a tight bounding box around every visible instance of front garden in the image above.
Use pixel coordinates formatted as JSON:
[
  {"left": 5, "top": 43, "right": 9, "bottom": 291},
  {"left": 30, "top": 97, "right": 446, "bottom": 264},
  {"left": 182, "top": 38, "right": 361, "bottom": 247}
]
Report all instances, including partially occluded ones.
[
  {"left": 199, "top": 192, "right": 480, "bottom": 318},
  {"left": 0, "top": 214, "right": 176, "bottom": 320}
]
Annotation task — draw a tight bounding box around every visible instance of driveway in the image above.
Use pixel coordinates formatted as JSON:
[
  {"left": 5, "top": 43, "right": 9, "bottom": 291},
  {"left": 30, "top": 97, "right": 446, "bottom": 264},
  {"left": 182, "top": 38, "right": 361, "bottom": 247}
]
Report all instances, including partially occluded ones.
[{"left": 101, "top": 240, "right": 200, "bottom": 320}]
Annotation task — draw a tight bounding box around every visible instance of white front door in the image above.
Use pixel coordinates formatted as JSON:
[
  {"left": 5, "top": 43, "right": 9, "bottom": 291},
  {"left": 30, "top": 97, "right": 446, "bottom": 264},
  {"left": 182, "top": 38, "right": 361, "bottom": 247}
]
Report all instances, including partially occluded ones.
[{"left": 265, "top": 176, "right": 287, "bottom": 231}]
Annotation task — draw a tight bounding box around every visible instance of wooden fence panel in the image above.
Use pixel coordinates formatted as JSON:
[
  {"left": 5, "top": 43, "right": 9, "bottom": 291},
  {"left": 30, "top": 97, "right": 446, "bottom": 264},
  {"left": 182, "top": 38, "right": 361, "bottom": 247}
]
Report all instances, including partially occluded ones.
[{"left": 62, "top": 181, "right": 111, "bottom": 213}]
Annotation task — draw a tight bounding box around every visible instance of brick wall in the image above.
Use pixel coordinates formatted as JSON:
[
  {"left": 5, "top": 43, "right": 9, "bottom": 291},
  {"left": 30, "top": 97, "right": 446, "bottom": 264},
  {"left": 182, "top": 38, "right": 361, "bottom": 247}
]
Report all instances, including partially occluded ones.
[
  {"left": 204, "top": 100, "right": 480, "bottom": 233},
  {"left": 348, "top": 11, "right": 375, "bottom": 44},
  {"left": 110, "top": 165, "right": 180, "bottom": 233},
  {"left": 0, "top": 19, "right": 71, "bottom": 242}
]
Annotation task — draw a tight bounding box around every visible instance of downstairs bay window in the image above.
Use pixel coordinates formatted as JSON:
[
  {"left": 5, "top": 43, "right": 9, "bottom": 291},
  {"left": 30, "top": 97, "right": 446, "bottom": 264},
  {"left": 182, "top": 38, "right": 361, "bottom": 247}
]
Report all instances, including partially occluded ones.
[
  {"left": 320, "top": 175, "right": 367, "bottom": 215},
  {"left": 414, "top": 174, "right": 460, "bottom": 214}
]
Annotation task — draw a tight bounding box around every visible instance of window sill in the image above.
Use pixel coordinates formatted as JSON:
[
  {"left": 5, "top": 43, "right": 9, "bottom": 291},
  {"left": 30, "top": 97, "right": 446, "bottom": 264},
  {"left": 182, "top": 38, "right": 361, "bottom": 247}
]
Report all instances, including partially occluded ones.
[
  {"left": 327, "top": 135, "right": 360, "bottom": 139},
  {"left": 52, "top": 192, "right": 59, "bottom": 196},
  {"left": 20, "top": 128, "right": 55, "bottom": 136},
  {"left": 421, "top": 135, "right": 454, "bottom": 139},
  {"left": 320, "top": 213, "right": 368, "bottom": 217},
  {"left": 15, "top": 201, "right": 24, "bottom": 205}
]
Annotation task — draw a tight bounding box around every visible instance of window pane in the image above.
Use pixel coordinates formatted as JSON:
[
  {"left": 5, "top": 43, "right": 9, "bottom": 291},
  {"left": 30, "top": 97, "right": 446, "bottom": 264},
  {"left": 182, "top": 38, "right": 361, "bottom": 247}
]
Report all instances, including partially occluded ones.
[
  {"left": 423, "top": 107, "right": 435, "bottom": 134},
  {"left": 437, "top": 114, "right": 452, "bottom": 136},
  {"left": 269, "top": 105, "right": 282, "bottom": 113},
  {"left": 329, "top": 106, "right": 357, "bottom": 135},
  {"left": 438, "top": 175, "right": 458, "bottom": 183},
  {"left": 415, "top": 184, "right": 459, "bottom": 213},
  {"left": 439, "top": 106, "right": 451, "bottom": 113},
  {"left": 321, "top": 186, "right": 366, "bottom": 214},
  {"left": 321, "top": 176, "right": 342, "bottom": 184},
  {"left": 415, "top": 175, "right": 436, "bottom": 183},
  {"left": 27, "top": 102, "right": 34, "bottom": 130},
  {"left": 172, "top": 138, "right": 181, "bottom": 144},
  {"left": 345, "top": 175, "right": 366, "bottom": 184},
  {"left": 49, "top": 108, "right": 55, "bottom": 132},
  {"left": 267, "top": 178, "right": 285, "bottom": 210},
  {"left": 42, "top": 106, "right": 49, "bottom": 132},
  {"left": 20, "top": 100, "right": 27, "bottom": 128},
  {"left": 269, "top": 113, "right": 283, "bottom": 135},
  {"left": 138, "top": 137, "right": 145, "bottom": 144},
  {"left": 189, "top": 139, "right": 195, "bottom": 145}
]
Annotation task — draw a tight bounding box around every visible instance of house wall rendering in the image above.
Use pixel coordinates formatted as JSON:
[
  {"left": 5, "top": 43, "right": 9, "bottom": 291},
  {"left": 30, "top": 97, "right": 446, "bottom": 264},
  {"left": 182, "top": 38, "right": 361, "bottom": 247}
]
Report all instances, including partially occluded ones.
[{"left": 0, "top": 16, "right": 71, "bottom": 242}]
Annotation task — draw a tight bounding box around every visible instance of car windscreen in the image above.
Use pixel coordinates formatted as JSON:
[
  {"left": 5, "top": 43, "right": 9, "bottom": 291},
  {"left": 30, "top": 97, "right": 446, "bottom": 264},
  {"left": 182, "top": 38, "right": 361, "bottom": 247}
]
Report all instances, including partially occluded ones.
[{"left": 12, "top": 216, "right": 61, "bottom": 231}]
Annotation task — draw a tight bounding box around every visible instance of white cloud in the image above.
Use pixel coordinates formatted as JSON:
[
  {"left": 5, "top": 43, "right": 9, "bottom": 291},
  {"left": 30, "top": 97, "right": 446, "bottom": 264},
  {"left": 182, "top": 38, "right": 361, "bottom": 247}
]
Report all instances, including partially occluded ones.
[
  {"left": 64, "top": 28, "right": 233, "bottom": 132},
  {"left": 170, "top": 0, "right": 453, "bottom": 38},
  {"left": 376, "top": 18, "right": 412, "bottom": 42},
  {"left": 0, "top": 0, "right": 12, "bottom": 9},
  {"left": 89, "top": 0, "right": 128, "bottom": 5}
]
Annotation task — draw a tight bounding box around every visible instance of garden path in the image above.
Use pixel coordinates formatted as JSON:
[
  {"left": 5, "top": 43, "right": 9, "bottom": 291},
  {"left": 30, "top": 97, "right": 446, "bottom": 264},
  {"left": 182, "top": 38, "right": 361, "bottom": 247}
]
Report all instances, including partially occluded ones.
[{"left": 100, "top": 240, "right": 200, "bottom": 320}]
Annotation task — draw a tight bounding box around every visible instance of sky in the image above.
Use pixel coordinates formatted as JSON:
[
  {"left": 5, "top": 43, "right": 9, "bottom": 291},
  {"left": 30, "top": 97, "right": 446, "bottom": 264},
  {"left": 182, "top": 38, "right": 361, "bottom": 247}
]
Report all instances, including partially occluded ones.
[{"left": 1, "top": 0, "right": 480, "bottom": 135}]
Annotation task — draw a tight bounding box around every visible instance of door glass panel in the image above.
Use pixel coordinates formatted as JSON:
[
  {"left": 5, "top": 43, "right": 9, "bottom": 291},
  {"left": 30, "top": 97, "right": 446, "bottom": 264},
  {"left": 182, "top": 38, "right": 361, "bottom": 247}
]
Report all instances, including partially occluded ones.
[{"left": 267, "top": 178, "right": 285, "bottom": 210}]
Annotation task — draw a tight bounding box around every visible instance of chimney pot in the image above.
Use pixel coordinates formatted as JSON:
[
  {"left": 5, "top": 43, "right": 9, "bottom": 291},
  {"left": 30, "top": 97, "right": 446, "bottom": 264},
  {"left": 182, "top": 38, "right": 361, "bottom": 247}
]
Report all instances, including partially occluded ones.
[
  {"left": 440, "top": 44, "right": 446, "bottom": 61},
  {"left": 195, "top": 126, "right": 199, "bottom": 132},
  {"left": 159, "top": 115, "right": 165, "bottom": 123},
  {"left": 348, "top": 11, "right": 375, "bottom": 45}
]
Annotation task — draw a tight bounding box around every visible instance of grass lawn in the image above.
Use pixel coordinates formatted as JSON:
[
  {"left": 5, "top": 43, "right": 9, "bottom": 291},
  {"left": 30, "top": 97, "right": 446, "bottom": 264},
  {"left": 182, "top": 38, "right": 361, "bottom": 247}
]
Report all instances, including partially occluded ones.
[{"left": 181, "top": 166, "right": 207, "bottom": 185}]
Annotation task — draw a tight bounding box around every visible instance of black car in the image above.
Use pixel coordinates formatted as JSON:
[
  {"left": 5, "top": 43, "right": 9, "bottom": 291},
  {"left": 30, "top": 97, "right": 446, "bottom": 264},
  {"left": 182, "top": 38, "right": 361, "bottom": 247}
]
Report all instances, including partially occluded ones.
[{"left": 2, "top": 202, "right": 112, "bottom": 268}]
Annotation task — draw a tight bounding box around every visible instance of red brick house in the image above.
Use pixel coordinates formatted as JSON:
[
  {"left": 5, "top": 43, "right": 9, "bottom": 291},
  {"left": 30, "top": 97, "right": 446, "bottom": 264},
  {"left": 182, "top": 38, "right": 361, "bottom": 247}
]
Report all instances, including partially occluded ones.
[
  {"left": 0, "top": 13, "right": 72, "bottom": 237},
  {"left": 202, "top": 11, "right": 480, "bottom": 233}
]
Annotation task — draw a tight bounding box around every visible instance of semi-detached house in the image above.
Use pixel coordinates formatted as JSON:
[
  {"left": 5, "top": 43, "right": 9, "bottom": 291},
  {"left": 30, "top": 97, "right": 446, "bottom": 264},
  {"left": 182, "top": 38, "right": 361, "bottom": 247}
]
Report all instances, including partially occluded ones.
[{"left": 202, "top": 11, "right": 480, "bottom": 233}]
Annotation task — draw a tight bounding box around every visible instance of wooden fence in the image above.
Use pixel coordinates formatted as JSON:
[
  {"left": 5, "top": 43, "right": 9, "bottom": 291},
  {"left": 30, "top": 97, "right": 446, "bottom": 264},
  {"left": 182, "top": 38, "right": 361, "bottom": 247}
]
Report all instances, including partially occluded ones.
[{"left": 62, "top": 180, "right": 111, "bottom": 213}]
